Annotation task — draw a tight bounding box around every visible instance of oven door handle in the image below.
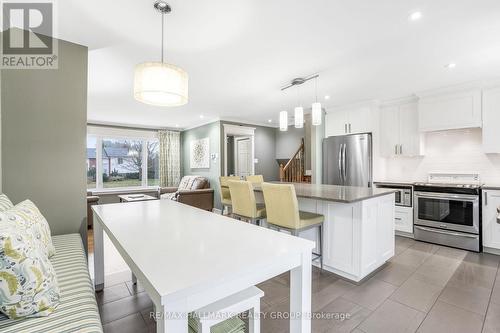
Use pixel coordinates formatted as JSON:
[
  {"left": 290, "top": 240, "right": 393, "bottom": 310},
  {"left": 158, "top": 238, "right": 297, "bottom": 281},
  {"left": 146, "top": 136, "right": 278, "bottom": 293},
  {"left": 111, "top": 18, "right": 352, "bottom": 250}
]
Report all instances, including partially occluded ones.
[
  {"left": 415, "top": 226, "right": 479, "bottom": 239},
  {"left": 415, "top": 192, "right": 479, "bottom": 201}
]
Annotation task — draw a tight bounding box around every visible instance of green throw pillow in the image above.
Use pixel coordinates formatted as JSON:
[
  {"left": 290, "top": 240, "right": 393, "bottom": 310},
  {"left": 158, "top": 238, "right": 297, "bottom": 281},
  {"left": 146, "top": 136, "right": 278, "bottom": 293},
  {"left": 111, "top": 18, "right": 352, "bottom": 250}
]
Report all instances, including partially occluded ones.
[
  {"left": 4, "top": 200, "right": 56, "bottom": 258},
  {"left": 0, "top": 214, "right": 60, "bottom": 319}
]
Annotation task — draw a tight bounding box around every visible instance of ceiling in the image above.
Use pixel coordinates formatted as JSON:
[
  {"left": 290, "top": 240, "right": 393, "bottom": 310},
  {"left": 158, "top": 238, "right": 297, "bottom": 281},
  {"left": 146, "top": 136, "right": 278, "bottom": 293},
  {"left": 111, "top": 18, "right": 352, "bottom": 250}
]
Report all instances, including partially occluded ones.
[{"left": 58, "top": 0, "right": 500, "bottom": 129}]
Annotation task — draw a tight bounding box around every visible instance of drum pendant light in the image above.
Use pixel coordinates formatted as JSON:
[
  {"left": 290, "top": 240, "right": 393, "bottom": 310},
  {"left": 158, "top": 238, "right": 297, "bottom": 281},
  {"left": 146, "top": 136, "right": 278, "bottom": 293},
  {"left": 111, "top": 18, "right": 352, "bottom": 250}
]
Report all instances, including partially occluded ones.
[{"left": 134, "top": 1, "right": 188, "bottom": 107}]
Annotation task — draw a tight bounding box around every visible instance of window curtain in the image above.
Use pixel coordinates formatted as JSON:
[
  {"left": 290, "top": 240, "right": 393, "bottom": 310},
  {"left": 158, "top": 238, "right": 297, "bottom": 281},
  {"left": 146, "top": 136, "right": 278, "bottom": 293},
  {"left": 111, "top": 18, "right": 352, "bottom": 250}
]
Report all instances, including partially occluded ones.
[{"left": 158, "top": 130, "right": 181, "bottom": 187}]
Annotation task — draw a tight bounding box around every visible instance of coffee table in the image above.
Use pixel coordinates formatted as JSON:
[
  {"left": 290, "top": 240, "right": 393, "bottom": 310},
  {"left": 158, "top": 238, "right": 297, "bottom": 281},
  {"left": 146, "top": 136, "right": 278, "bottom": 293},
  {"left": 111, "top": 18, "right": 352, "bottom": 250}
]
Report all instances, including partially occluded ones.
[{"left": 118, "top": 194, "right": 158, "bottom": 203}]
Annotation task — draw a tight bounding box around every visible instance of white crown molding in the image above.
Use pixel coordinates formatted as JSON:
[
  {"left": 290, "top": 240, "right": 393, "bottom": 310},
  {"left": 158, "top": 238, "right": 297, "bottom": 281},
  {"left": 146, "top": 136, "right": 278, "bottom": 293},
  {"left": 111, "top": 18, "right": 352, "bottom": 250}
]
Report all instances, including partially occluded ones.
[
  {"left": 87, "top": 120, "right": 175, "bottom": 131},
  {"left": 326, "top": 99, "right": 379, "bottom": 114},
  {"left": 182, "top": 118, "right": 221, "bottom": 131},
  {"left": 379, "top": 95, "right": 419, "bottom": 107},
  {"left": 415, "top": 77, "right": 500, "bottom": 98},
  {"left": 220, "top": 117, "right": 277, "bottom": 129}
]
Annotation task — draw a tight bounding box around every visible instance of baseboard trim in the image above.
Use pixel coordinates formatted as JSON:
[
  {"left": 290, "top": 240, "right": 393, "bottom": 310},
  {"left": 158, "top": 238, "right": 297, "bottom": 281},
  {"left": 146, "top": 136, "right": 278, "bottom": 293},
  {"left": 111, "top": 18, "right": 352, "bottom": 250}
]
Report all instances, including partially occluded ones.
[{"left": 483, "top": 247, "right": 500, "bottom": 256}]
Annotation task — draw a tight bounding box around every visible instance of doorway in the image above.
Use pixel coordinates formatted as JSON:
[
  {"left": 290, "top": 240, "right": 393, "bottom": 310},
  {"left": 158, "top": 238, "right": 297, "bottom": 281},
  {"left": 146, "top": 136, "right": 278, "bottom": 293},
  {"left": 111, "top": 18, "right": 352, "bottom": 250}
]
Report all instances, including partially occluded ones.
[
  {"left": 223, "top": 124, "right": 256, "bottom": 177},
  {"left": 235, "top": 137, "right": 252, "bottom": 177}
]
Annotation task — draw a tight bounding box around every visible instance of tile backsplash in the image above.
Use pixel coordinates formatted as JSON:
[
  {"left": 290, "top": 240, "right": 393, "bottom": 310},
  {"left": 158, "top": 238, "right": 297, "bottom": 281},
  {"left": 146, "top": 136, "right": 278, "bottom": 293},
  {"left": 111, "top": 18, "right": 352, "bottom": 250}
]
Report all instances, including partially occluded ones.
[{"left": 380, "top": 128, "right": 500, "bottom": 185}]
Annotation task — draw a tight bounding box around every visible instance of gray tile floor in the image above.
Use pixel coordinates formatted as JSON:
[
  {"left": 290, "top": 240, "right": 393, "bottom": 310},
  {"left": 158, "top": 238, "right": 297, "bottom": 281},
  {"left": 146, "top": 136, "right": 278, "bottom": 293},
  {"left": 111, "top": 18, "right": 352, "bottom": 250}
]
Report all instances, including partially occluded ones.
[{"left": 96, "top": 236, "right": 500, "bottom": 333}]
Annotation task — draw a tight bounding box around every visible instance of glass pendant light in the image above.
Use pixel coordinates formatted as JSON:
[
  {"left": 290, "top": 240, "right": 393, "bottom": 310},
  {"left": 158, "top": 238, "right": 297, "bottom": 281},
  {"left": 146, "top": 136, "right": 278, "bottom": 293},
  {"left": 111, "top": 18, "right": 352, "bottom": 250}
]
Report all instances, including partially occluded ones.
[
  {"left": 279, "top": 111, "right": 288, "bottom": 131},
  {"left": 294, "top": 106, "right": 304, "bottom": 128},
  {"left": 294, "top": 86, "right": 304, "bottom": 128},
  {"left": 312, "top": 77, "right": 322, "bottom": 126},
  {"left": 134, "top": 1, "right": 188, "bottom": 107}
]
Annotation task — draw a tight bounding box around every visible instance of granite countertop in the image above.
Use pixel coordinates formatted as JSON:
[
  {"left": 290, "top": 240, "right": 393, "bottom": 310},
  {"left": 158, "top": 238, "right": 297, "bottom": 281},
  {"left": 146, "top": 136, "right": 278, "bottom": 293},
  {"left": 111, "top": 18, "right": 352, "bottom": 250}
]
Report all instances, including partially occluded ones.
[
  {"left": 482, "top": 184, "right": 500, "bottom": 190},
  {"left": 374, "top": 180, "right": 416, "bottom": 186},
  {"left": 254, "top": 182, "right": 396, "bottom": 203}
]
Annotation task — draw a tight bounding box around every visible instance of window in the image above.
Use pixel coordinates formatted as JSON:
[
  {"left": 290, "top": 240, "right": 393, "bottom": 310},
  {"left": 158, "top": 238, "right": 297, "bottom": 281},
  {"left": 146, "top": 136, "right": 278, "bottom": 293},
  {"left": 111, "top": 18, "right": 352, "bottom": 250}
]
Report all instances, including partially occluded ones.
[
  {"left": 87, "top": 126, "right": 159, "bottom": 190},
  {"left": 86, "top": 137, "right": 97, "bottom": 189},
  {"left": 148, "top": 140, "right": 160, "bottom": 186},
  {"left": 102, "top": 138, "right": 142, "bottom": 188}
]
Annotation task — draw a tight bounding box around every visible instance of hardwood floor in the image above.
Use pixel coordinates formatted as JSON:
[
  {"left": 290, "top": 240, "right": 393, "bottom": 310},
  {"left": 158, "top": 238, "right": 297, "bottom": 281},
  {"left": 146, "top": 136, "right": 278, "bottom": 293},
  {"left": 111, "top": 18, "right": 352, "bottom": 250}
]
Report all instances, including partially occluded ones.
[{"left": 93, "top": 236, "right": 500, "bottom": 333}]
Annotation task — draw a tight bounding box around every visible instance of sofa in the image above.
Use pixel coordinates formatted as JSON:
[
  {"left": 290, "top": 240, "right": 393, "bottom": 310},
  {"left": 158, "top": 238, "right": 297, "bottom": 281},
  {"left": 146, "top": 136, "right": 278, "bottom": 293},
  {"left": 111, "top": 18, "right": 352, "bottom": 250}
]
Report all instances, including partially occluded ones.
[
  {"left": 0, "top": 233, "right": 103, "bottom": 333},
  {"left": 87, "top": 191, "right": 100, "bottom": 229},
  {"left": 159, "top": 176, "right": 214, "bottom": 211}
]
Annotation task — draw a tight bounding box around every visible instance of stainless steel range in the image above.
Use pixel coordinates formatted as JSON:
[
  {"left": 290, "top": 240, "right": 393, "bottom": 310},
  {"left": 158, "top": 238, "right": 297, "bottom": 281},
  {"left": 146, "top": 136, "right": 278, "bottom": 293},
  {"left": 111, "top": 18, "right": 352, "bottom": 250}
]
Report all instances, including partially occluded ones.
[{"left": 413, "top": 173, "right": 481, "bottom": 252}]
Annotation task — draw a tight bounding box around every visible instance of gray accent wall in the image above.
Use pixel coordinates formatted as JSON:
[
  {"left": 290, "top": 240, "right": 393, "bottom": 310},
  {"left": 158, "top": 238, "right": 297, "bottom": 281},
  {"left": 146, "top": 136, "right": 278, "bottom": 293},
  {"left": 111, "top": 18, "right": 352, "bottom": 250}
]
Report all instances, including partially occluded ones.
[
  {"left": 1, "top": 38, "right": 88, "bottom": 237},
  {"left": 219, "top": 121, "right": 279, "bottom": 182},
  {"left": 276, "top": 126, "right": 305, "bottom": 159},
  {"left": 181, "top": 121, "right": 221, "bottom": 208}
]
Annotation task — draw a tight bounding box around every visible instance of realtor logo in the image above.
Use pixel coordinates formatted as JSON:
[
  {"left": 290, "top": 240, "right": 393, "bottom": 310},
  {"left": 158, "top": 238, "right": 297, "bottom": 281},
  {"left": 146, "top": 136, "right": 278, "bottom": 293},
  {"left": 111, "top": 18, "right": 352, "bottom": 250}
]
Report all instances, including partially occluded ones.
[{"left": 1, "top": 0, "right": 58, "bottom": 69}]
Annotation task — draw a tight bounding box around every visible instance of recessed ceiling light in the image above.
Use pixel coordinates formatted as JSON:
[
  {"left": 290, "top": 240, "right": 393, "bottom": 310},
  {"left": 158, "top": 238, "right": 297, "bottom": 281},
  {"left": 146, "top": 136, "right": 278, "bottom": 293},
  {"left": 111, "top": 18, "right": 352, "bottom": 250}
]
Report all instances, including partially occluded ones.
[
  {"left": 409, "top": 11, "right": 422, "bottom": 21},
  {"left": 175, "top": 124, "right": 179, "bottom": 128},
  {"left": 199, "top": 115, "right": 204, "bottom": 119},
  {"left": 324, "top": 95, "right": 330, "bottom": 100},
  {"left": 445, "top": 63, "right": 457, "bottom": 69},
  {"left": 268, "top": 119, "right": 272, "bottom": 123}
]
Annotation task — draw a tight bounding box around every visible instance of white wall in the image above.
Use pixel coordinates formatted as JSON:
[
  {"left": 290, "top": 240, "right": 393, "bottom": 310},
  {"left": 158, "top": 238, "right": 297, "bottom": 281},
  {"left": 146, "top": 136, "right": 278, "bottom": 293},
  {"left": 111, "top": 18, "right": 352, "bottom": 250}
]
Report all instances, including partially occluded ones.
[{"left": 380, "top": 128, "right": 500, "bottom": 184}]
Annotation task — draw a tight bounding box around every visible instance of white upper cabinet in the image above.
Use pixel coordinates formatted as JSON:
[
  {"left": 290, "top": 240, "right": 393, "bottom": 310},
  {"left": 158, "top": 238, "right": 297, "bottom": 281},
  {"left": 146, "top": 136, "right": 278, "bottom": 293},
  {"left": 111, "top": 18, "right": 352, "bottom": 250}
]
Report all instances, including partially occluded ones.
[
  {"left": 418, "top": 90, "right": 482, "bottom": 132},
  {"left": 325, "top": 109, "right": 349, "bottom": 137},
  {"left": 482, "top": 87, "right": 500, "bottom": 153},
  {"left": 380, "top": 100, "right": 424, "bottom": 157},
  {"left": 379, "top": 105, "right": 399, "bottom": 156},
  {"left": 325, "top": 105, "right": 374, "bottom": 137}
]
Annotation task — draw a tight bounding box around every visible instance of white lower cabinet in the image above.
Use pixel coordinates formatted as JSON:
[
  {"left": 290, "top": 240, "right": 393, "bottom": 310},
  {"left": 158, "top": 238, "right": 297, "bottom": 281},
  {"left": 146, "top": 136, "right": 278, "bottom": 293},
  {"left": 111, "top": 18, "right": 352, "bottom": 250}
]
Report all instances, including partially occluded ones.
[
  {"left": 298, "top": 193, "right": 395, "bottom": 282},
  {"left": 395, "top": 206, "right": 413, "bottom": 234},
  {"left": 482, "top": 190, "right": 500, "bottom": 251}
]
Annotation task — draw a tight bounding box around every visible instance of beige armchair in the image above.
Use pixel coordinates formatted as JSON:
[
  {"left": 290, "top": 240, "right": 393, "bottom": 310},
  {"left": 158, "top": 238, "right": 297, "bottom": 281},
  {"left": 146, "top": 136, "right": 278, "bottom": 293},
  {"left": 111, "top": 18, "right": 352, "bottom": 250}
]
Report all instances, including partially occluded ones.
[{"left": 159, "top": 176, "right": 214, "bottom": 211}]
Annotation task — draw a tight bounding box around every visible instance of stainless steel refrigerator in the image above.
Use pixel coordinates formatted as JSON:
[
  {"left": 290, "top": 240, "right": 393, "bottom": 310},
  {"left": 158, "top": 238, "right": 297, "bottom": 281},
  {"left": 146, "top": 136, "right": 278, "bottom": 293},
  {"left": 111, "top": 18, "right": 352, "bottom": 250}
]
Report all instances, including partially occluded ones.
[{"left": 322, "top": 133, "right": 372, "bottom": 187}]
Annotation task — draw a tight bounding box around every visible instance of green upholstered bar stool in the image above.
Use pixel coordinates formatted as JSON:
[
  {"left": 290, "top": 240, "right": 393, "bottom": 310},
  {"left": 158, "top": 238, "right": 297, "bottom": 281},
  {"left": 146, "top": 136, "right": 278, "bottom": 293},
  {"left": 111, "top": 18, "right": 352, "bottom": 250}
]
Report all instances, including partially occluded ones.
[
  {"left": 227, "top": 180, "right": 266, "bottom": 226},
  {"left": 261, "top": 182, "right": 324, "bottom": 271},
  {"left": 219, "top": 176, "right": 240, "bottom": 215},
  {"left": 245, "top": 175, "right": 264, "bottom": 184}
]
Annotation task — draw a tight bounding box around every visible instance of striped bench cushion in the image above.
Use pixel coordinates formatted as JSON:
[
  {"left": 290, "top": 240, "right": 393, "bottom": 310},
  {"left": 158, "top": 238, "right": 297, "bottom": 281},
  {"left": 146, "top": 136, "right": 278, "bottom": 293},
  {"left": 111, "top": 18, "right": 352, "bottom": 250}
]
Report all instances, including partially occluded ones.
[{"left": 0, "top": 233, "right": 103, "bottom": 333}]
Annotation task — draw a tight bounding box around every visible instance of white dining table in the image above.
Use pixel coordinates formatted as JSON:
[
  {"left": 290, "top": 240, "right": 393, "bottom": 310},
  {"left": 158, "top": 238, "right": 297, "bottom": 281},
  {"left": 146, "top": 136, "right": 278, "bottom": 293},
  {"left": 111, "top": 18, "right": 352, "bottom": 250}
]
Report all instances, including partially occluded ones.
[{"left": 92, "top": 199, "right": 315, "bottom": 332}]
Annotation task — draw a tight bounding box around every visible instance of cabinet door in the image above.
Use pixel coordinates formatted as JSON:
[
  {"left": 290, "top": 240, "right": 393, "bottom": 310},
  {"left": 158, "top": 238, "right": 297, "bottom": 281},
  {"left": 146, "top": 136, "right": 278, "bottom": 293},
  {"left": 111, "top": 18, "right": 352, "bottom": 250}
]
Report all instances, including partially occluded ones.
[
  {"left": 379, "top": 105, "right": 400, "bottom": 157},
  {"left": 323, "top": 202, "right": 357, "bottom": 274},
  {"left": 482, "top": 87, "right": 500, "bottom": 153},
  {"left": 325, "top": 110, "right": 349, "bottom": 137},
  {"left": 349, "top": 106, "right": 374, "bottom": 134},
  {"left": 482, "top": 190, "right": 500, "bottom": 249},
  {"left": 395, "top": 207, "right": 413, "bottom": 233},
  {"left": 399, "top": 102, "right": 424, "bottom": 156},
  {"left": 419, "top": 90, "right": 482, "bottom": 132}
]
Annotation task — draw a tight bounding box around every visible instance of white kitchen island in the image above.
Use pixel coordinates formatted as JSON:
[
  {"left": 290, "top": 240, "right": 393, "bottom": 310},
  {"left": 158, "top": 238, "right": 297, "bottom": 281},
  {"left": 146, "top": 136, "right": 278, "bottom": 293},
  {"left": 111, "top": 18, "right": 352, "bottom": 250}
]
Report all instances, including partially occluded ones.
[{"left": 255, "top": 183, "right": 396, "bottom": 283}]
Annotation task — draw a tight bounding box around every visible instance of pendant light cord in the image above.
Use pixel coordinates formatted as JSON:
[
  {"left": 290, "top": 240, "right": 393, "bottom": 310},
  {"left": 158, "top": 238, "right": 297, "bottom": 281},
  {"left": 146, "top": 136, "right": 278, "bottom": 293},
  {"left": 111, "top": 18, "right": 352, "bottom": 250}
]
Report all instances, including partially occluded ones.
[
  {"left": 315, "top": 77, "right": 318, "bottom": 103},
  {"left": 161, "top": 13, "right": 165, "bottom": 63}
]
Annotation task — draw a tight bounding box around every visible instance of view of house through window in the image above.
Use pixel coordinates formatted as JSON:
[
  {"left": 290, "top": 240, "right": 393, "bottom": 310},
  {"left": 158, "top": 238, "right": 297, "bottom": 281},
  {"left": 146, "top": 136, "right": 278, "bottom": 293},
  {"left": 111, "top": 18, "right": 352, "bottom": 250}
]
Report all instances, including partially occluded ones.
[
  {"left": 87, "top": 137, "right": 97, "bottom": 188},
  {"left": 102, "top": 139, "right": 142, "bottom": 188},
  {"left": 86, "top": 130, "right": 159, "bottom": 190},
  {"left": 147, "top": 141, "right": 160, "bottom": 186}
]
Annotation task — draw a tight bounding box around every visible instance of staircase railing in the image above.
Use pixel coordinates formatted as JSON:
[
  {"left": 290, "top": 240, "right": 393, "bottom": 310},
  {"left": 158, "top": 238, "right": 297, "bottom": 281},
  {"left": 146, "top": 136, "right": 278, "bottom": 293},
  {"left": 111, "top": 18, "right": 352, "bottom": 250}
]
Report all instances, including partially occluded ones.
[{"left": 279, "top": 139, "right": 308, "bottom": 183}]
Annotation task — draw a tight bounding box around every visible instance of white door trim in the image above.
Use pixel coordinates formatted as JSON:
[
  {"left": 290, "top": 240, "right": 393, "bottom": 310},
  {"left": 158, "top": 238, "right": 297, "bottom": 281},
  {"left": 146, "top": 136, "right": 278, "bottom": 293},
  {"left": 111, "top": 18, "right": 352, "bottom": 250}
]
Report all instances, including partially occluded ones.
[{"left": 223, "top": 124, "right": 256, "bottom": 176}]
